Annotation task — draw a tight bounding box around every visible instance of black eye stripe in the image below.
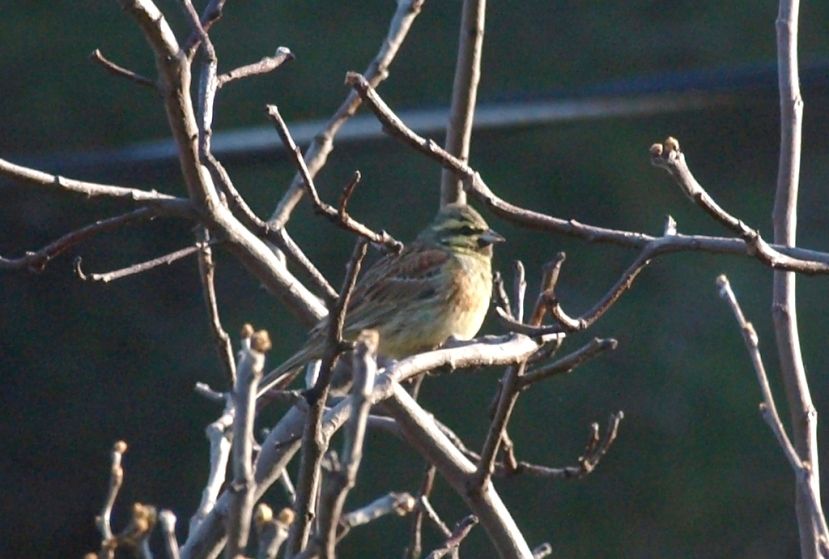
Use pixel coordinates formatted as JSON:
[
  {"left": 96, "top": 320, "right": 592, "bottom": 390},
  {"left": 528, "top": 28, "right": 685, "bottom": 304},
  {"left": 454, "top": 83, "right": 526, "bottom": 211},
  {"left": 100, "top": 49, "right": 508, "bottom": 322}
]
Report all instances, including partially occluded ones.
[{"left": 447, "top": 224, "right": 481, "bottom": 236}]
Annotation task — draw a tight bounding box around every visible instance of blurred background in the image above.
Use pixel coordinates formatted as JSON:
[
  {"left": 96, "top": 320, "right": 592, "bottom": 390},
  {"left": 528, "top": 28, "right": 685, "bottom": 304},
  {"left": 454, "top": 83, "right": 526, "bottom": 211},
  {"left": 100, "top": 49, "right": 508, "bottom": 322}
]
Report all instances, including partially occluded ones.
[{"left": 2, "top": 1, "right": 829, "bottom": 557}]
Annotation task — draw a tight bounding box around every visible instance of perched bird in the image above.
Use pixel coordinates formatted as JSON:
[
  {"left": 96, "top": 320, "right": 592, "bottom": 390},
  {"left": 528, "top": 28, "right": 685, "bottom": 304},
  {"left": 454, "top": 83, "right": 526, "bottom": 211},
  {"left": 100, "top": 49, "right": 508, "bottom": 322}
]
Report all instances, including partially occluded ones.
[{"left": 260, "top": 203, "right": 504, "bottom": 393}]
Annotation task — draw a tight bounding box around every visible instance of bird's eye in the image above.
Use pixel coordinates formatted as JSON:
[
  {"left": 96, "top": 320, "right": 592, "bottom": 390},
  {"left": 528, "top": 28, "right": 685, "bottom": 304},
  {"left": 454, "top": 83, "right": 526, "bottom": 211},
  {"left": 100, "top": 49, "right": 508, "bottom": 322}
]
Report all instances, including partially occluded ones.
[{"left": 458, "top": 225, "right": 476, "bottom": 236}]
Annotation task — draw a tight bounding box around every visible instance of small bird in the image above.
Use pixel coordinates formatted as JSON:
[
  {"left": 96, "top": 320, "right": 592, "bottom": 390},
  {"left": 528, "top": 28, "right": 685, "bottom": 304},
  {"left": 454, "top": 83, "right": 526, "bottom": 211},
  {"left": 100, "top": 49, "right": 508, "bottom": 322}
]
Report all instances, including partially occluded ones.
[{"left": 260, "top": 203, "right": 504, "bottom": 393}]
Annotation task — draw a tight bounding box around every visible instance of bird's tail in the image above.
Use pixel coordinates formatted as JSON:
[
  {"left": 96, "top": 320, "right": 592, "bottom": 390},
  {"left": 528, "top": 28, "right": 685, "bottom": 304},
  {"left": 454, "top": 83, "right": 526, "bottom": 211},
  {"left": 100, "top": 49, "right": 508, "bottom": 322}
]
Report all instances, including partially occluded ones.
[{"left": 257, "top": 346, "right": 315, "bottom": 398}]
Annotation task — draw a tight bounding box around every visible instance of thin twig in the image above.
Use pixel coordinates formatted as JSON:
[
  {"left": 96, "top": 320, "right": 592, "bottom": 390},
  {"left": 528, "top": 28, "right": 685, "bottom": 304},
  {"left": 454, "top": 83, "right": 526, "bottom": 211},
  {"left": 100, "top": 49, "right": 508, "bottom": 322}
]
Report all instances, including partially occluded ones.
[
  {"left": 0, "top": 208, "right": 157, "bottom": 272},
  {"left": 183, "top": 0, "right": 227, "bottom": 58},
  {"left": 120, "top": 0, "right": 328, "bottom": 326},
  {"left": 96, "top": 441, "right": 128, "bottom": 558},
  {"left": 520, "top": 338, "right": 618, "bottom": 388},
  {"left": 716, "top": 275, "right": 829, "bottom": 550},
  {"left": 440, "top": 0, "right": 486, "bottom": 206},
  {"left": 529, "top": 254, "right": 565, "bottom": 326},
  {"left": 217, "top": 47, "right": 294, "bottom": 87},
  {"left": 418, "top": 496, "right": 453, "bottom": 539},
  {"left": 425, "top": 515, "right": 479, "bottom": 559},
  {"left": 196, "top": 228, "right": 236, "bottom": 386},
  {"left": 74, "top": 241, "right": 209, "bottom": 283},
  {"left": 405, "top": 465, "right": 438, "bottom": 559},
  {"left": 437, "top": 412, "right": 624, "bottom": 480},
  {"left": 269, "top": 0, "right": 425, "bottom": 228},
  {"left": 512, "top": 261, "right": 527, "bottom": 324},
  {"left": 0, "top": 157, "right": 194, "bottom": 209},
  {"left": 89, "top": 48, "right": 155, "bottom": 88},
  {"left": 472, "top": 363, "right": 526, "bottom": 489},
  {"left": 266, "top": 105, "right": 402, "bottom": 252},
  {"left": 492, "top": 271, "right": 512, "bottom": 319}
]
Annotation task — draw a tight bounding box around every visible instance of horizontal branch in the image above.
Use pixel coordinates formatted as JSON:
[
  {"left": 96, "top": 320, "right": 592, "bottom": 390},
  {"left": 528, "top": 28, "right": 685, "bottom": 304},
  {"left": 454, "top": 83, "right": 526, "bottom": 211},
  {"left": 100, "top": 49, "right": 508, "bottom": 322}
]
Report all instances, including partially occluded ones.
[
  {"left": 90, "top": 48, "right": 156, "bottom": 89},
  {"left": 0, "top": 157, "right": 193, "bottom": 209},
  {"left": 74, "top": 242, "right": 208, "bottom": 283},
  {"left": 217, "top": 47, "right": 294, "bottom": 87},
  {"left": 344, "top": 72, "right": 829, "bottom": 271},
  {"left": 0, "top": 208, "right": 158, "bottom": 272}
]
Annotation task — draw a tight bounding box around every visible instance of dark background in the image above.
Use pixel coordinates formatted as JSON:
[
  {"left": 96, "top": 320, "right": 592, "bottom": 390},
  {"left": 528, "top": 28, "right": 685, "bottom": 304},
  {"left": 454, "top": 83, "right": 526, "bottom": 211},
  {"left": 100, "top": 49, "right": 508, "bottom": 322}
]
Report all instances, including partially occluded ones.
[{"left": 2, "top": 1, "right": 829, "bottom": 557}]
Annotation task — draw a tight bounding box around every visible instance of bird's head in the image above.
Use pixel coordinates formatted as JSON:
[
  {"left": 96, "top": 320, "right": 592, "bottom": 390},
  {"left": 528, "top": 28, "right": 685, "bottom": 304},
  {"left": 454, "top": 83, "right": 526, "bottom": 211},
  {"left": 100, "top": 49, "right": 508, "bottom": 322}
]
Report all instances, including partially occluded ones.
[{"left": 418, "top": 203, "right": 505, "bottom": 256}]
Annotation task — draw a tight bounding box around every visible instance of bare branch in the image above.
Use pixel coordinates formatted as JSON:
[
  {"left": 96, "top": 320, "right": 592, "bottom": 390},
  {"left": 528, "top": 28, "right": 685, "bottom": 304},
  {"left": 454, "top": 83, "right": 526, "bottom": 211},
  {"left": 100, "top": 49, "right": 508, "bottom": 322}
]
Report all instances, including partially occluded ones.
[
  {"left": 405, "top": 465, "right": 438, "bottom": 559},
  {"left": 266, "top": 105, "right": 402, "bottom": 253},
  {"left": 440, "top": 0, "right": 486, "bottom": 206},
  {"left": 96, "top": 440, "right": 128, "bottom": 558},
  {"left": 520, "top": 338, "right": 618, "bottom": 388},
  {"left": 196, "top": 228, "right": 236, "bottom": 386},
  {"left": 182, "top": 333, "right": 553, "bottom": 558},
  {"left": 0, "top": 157, "right": 193, "bottom": 209},
  {"left": 650, "top": 138, "right": 829, "bottom": 274},
  {"left": 287, "top": 240, "right": 369, "bottom": 556},
  {"left": 217, "top": 47, "right": 294, "bottom": 87},
  {"left": 532, "top": 542, "right": 553, "bottom": 558},
  {"left": 226, "top": 329, "right": 272, "bottom": 557},
  {"left": 771, "top": 1, "right": 827, "bottom": 556},
  {"left": 473, "top": 362, "right": 525, "bottom": 489},
  {"left": 316, "top": 332, "right": 378, "bottom": 557},
  {"left": 716, "top": 276, "right": 799, "bottom": 467},
  {"left": 89, "top": 48, "right": 155, "bottom": 89},
  {"left": 383, "top": 385, "right": 534, "bottom": 558},
  {"left": 183, "top": 0, "right": 227, "bottom": 58},
  {"left": 344, "top": 72, "right": 829, "bottom": 272},
  {"left": 512, "top": 261, "right": 527, "bottom": 324},
  {"left": 269, "top": 0, "right": 425, "bottom": 228},
  {"left": 716, "top": 276, "right": 829, "bottom": 550},
  {"left": 188, "top": 388, "right": 234, "bottom": 537},
  {"left": 121, "top": 0, "right": 328, "bottom": 325},
  {"left": 339, "top": 492, "right": 417, "bottom": 534},
  {"left": 425, "top": 515, "right": 478, "bottom": 559},
  {"left": 74, "top": 241, "right": 207, "bottom": 283},
  {"left": 159, "top": 510, "right": 181, "bottom": 559},
  {"left": 436, "top": 412, "right": 623, "bottom": 481},
  {"left": 0, "top": 208, "right": 157, "bottom": 272}
]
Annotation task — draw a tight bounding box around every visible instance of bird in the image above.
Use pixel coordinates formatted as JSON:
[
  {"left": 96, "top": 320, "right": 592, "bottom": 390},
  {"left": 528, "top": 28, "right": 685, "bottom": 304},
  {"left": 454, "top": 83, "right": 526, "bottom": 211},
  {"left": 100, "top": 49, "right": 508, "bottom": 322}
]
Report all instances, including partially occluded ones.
[{"left": 259, "top": 203, "right": 504, "bottom": 394}]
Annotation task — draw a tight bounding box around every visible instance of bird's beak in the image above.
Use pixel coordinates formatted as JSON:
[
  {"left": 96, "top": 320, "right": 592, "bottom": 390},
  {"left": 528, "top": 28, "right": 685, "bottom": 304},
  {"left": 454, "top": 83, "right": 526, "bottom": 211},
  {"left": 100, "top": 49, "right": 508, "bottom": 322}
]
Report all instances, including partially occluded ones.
[{"left": 479, "top": 228, "right": 505, "bottom": 247}]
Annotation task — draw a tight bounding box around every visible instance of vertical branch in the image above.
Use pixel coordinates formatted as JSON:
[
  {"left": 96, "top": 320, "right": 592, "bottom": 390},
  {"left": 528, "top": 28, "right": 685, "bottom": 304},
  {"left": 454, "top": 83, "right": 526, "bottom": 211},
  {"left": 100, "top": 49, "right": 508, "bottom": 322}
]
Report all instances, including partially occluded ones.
[
  {"left": 440, "top": 0, "right": 486, "bottom": 207},
  {"left": 196, "top": 228, "right": 236, "bottom": 386},
  {"left": 159, "top": 510, "right": 181, "bottom": 559},
  {"left": 316, "top": 330, "right": 378, "bottom": 558},
  {"left": 286, "top": 241, "right": 369, "bottom": 557},
  {"left": 96, "top": 441, "right": 128, "bottom": 559},
  {"left": 226, "top": 330, "right": 272, "bottom": 558},
  {"left": 472, "top": 362, "right": 525, "bottom": 489},
  {"left": 772, "top": 2, "right": 825, "bottom": 557}
]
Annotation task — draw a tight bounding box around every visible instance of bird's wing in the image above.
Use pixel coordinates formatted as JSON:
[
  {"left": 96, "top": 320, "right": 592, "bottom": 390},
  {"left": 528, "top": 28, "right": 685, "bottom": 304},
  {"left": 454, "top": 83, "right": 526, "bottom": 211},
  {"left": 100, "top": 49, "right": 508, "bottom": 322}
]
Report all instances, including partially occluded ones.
[
  {"left": 258, "top": 244, "right": 450, "bottom": 395},
  {"left": 343, "top": 244, "right": 450, "bottom": 332}
]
